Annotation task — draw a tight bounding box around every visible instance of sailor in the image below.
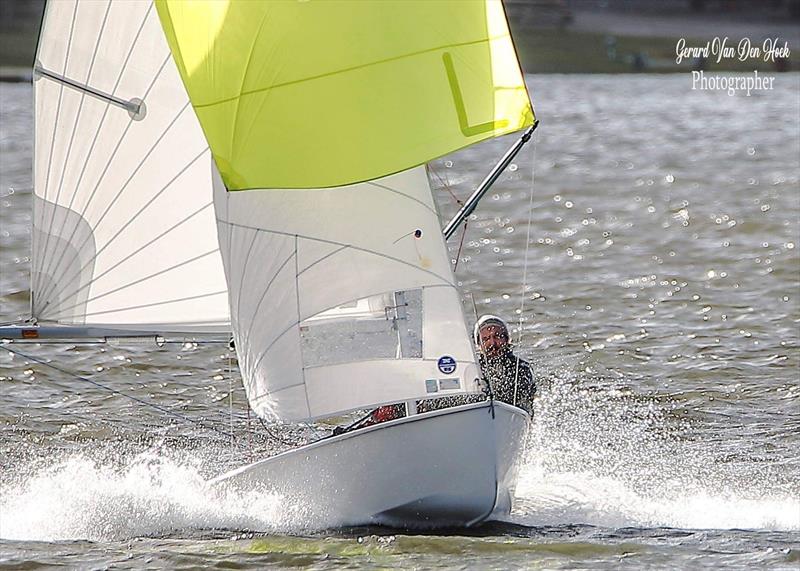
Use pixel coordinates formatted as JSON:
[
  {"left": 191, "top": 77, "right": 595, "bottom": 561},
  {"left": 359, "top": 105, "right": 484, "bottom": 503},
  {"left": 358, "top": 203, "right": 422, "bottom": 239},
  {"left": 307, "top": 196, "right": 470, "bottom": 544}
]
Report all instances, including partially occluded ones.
[
  {"left": 473, "top": 314, "right": 535, "bottom": 414},
  {"left": 334, "top": 314, "right": 535, "bottom": 435}
]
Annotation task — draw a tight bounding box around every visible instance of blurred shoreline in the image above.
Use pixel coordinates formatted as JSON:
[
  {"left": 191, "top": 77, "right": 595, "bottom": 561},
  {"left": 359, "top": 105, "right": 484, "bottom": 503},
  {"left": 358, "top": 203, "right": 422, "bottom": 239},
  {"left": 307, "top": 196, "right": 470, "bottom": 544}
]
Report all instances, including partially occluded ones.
[{"left": 0, "top": 2, "right": 799, "bottom": 81}]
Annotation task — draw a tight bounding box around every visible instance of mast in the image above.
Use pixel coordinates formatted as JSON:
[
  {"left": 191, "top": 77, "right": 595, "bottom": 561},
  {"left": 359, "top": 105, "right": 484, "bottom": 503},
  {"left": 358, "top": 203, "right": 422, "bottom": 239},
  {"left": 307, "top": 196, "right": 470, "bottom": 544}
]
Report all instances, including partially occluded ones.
[{"left": 443, "top": 121, "right": 538, "bottom": 240}]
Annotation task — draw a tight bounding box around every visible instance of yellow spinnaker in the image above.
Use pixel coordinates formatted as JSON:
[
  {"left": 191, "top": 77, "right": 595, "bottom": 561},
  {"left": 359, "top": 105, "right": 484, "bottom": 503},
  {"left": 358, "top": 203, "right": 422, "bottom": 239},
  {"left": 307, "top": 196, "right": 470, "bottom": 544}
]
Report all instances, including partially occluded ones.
[{"left": 156, "top": 0, "right": 534, "bottom": 190}]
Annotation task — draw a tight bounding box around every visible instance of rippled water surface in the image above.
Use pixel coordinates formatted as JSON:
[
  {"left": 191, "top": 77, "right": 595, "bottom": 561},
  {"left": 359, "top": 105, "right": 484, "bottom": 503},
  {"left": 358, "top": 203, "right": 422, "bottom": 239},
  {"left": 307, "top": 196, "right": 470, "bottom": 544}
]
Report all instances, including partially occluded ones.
[{"left": 1, "top": 75, "right": 799, "bottom": 569}]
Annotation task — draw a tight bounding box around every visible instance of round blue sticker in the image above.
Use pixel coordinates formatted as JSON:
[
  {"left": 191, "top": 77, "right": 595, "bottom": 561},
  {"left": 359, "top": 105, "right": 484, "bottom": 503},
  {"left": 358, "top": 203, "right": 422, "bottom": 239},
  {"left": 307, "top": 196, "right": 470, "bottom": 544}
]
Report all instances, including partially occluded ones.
[{"left": 437, "top": 355, "right": 457, "bottom": 375}]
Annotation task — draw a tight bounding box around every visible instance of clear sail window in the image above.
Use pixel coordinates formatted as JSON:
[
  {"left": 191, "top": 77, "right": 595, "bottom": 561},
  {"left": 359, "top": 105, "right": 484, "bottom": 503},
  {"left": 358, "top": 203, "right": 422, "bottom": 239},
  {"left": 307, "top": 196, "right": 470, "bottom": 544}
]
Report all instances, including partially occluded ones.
[{"left": 299, "top": 289, "right": 423, "bottom": 368}]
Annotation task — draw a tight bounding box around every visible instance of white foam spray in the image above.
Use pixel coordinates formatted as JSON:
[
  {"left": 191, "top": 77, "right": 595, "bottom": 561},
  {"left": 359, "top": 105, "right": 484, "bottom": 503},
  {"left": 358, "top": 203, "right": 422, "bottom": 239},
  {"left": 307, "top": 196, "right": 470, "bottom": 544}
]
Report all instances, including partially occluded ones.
[
  {"left": 513, "top": 375, "right": 800, "bottom": 531},
  {"left": 0, "top": 448, "right": 314, "bottom": 541}
]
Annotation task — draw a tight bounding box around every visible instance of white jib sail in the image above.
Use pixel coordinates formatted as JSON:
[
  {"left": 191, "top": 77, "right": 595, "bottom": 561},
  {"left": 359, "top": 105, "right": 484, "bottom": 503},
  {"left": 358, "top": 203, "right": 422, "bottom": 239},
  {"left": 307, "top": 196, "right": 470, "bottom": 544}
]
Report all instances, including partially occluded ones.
[
  {"left": 214, "top": 167, "right": 481, "bottom": 421},
  {"left": 31, "top": 0, "right": 229, "bottom": 332}
]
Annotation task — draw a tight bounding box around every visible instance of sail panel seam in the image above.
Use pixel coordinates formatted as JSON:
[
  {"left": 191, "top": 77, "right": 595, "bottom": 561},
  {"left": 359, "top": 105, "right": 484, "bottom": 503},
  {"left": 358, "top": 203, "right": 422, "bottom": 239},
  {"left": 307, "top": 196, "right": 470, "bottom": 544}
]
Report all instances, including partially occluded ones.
[
  {"left": 38, "top": 0, "right": 113, "bottom": 305},
  {"left": 36, "top": 3, "right": 155, "bottom": 297},
  {"left": 234, "top": 228, "right": 260, "bottom": 339},
  {"left": 366, "top": 181, "right": 437, "bottom": 216},
  {"left": 41, "top": 128, "right": 206, "bottom": 310},
  {"left": 35, "top": 0, "right": 79, "bottom": 288},
  {"left": 48, "top": 289, "right": 228, "bottom": 320},
  {"left": 36, "top": 50, "right": 176, "bottom": 306},
  {"left": 218, "top": 220, "right": 454, "bottom": 287},
  {"left": 296, "top": 235, "right": 311, "bottom": 417},
  {"left": 191, "top": 34, "right": 509, "bottom": 109},
  {"left": 296, "top": 244, "right": 348, "bottom": 277},
  {"left": 244, "top": 281, "right": 461, "bottom": 383},
  {"left": 45, "top": 248, "right": 221, "bottom": 320},
  {"left": 238, "top": 248, "right": 295, "bottom": 351},
  {"left": 46, "top": 201, "right": 215, "bottom": 319}
]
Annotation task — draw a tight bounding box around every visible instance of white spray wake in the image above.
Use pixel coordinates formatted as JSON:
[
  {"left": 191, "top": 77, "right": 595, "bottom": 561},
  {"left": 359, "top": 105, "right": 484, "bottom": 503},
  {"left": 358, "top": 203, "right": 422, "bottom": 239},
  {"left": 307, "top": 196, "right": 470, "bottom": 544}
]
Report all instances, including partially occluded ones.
[
  {"left": 513, "top": 376, "right": 800, "bottom": 531},
  {"left": 0, "top": 450, "right": 313, "bottom": 541}
]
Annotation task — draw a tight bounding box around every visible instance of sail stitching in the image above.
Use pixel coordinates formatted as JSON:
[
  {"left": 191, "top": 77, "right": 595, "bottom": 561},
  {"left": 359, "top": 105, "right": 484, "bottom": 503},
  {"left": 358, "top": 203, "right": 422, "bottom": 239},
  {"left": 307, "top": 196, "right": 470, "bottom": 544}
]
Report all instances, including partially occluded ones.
[
  {"left": 296, "top": 245, "right": 348, "bottom": 277},
  {"left": 37, "top": 3, "right": 155, "bottom": 295},
  {"left": 365, "top": 181, "right": 437, "bottom": 216},
  {"left": 296, "top": 236, "right": 312, "bottom": 416},
  {"left": 234, "top": 228, "right": 260, "bottom": 343},
  {"left": 37, "top": 0, "right": 113, "bottom": 304},
  {"left": 191, "top": 35, "right": 509, "bottom": 109},
  {"left": 245, "top": 281, "right": 459, "bottom": 390},
  {"left": 218, "top": 220, "right": 455, "bottom": 287},
  {"left": 42, "top": 145, "right": 207, "bottom": 315},
  {"left": 303, "top": 354, "right": 470, "bottom": 371},
  {"left": 35, "top": 0, "right": 79, "bottom": 289},
  {"left": 42, "top": 201, "right": 215, "bottom": 319},
  {"left": 39, "top": 103, "right": 202, "bottom": 308},
  {"left": 36, "top": 50, "right": 175, "bottom": 306},
  {"left": 238, "top": 248, "right": 296, "bottom": 353},
  {"left": 228, "top": 9, "right": 271, "bottom": 178},
  {"left": 46, "top": 248, "right": 221, "bottom": 321},
  {"left": 51, "top": 289, "right": 228, "bottom": 320}
]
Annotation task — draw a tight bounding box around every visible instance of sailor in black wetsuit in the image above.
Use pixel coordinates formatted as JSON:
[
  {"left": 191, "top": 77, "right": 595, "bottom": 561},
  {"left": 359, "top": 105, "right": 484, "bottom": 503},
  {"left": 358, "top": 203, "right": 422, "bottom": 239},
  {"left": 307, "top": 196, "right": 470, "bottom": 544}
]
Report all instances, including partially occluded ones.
[{"left": 474, "top": 315, "right": 535, "bottom": 414}]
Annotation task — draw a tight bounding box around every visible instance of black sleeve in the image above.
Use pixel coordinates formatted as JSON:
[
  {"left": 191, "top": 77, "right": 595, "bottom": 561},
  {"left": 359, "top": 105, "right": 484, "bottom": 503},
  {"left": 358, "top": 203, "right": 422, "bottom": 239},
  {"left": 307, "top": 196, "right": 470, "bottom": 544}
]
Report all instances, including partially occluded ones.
[{"left": 520, "top": 359, "right": 535, "bottom": 397}]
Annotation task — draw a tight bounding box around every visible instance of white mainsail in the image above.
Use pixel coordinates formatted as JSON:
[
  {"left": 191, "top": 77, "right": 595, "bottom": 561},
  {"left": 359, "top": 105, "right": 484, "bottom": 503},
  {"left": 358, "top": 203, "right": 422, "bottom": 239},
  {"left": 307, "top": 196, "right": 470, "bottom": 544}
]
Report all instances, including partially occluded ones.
[{"left": 32, "top": 0, "right": 229, "bottom": 332}]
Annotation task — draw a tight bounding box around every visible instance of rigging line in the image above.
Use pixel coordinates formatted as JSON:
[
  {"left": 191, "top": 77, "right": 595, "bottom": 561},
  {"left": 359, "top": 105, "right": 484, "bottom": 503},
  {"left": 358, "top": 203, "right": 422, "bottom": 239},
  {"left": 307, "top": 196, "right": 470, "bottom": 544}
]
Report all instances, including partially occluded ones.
[
  {"left": 256, "top": 416, "right": 299, "bottom": 447},
  {"left": 513, "top": 139, "right": 537, "bottom": 407},
  {"left": 452, "top": 220, "right": 468, "bottom": 273},
  {"left": 429, "top": 163, "right": 462, "bottom": 206},
  {"left": 38, "top": 0, "right": 113, "bottom": 293},
  {"left": 228, "top": 344, "right": 234, "bottom": 448},
  {"left": 40, "top": 143, "right": 206, "bottom": 312},
  {"left": 296, "top": 236, "right": 311, "bottom": 415},
  {"left": 35, "top": 0, "right": 78, "bottom": 282},
  {"left": 220, "top": 220, "right": 455, "bottom": 289},
  {"left": 37, "top": 3, "right": 155, "bottom": 290},
  {"left": 44, "top": 201, "right": 214, "bottom": 318},
  {"left": 3, "top": 345, "right": 236, "bottom": 440},
  {"left": 36, "top": 52, "right": 176, "bottom": 305}
]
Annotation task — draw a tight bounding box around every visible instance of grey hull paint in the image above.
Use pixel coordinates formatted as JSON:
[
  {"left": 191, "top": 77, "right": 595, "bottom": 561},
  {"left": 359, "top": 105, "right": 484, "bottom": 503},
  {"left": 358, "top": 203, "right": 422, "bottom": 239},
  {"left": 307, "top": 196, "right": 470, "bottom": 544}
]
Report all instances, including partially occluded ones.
[{"left": 210, "top": 401, "right": 529, "bottom": 529}]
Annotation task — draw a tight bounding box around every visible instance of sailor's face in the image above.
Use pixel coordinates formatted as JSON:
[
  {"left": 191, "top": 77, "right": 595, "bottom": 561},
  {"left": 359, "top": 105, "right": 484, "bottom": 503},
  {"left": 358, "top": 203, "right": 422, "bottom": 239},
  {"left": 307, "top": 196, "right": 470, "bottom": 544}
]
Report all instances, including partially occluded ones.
[{"left": 479, "top": 325, "right": 508, "bottom": 357}]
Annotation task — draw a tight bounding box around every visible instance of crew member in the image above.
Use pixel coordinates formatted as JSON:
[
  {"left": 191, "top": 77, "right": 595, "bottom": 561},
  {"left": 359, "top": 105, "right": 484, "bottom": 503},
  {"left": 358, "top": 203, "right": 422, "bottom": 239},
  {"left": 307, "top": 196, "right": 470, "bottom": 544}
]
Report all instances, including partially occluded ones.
[{"left": 473, "top": 314, "right": 535, "bottom": 414}]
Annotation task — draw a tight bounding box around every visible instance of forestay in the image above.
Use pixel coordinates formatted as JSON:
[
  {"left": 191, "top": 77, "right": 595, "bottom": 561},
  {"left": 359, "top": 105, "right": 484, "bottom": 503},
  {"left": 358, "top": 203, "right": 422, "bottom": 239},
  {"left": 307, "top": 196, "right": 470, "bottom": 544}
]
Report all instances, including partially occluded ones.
[
  {"left": 159, "top": 0, "right": 535, "bottom": 421},
  {"left": 32, "top": 0, "right": 229, "bottom": 332}
]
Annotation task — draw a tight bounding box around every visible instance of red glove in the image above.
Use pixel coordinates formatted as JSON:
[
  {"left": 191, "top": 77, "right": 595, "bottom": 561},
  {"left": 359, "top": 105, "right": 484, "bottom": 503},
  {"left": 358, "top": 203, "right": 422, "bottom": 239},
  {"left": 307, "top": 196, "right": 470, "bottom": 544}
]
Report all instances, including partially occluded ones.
[{"left": 370, "top": 405, "right": 402, "bottom": 423}]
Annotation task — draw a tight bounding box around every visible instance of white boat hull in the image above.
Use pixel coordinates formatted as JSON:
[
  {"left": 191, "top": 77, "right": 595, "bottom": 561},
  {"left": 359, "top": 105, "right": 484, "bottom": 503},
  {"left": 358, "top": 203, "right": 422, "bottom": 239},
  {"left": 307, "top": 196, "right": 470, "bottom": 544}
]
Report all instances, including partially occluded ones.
[{"left": 210, "top": 401, "right": 529, "bottom": 529}]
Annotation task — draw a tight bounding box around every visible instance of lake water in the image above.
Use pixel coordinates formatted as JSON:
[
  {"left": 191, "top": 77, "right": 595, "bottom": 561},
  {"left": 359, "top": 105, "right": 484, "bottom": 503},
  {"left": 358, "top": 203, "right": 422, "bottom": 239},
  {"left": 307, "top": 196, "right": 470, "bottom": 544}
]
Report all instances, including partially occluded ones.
[{"left": 1, "top": 74, "right": 799, "bottom": 569}]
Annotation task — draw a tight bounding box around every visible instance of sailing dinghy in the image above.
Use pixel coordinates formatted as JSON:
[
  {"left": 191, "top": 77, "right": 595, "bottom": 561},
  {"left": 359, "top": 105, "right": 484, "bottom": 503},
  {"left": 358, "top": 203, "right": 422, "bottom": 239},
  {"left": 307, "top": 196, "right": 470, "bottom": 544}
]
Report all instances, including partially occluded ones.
[{"left": 2, "top": 0, "right": 537, "bottom": 528}]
